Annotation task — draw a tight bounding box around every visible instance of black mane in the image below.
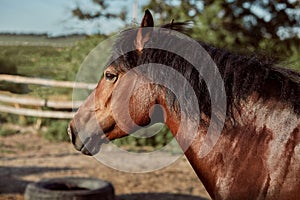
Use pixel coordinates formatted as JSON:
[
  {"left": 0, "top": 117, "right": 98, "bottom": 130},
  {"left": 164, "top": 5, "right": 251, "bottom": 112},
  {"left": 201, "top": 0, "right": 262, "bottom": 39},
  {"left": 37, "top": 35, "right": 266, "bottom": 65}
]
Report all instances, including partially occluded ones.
[
  {"left": 202, "top": 43, "right": 300, "bottom": 116},
  {"left": 108, "top": 23, "right": 300, "bottom": 119}
]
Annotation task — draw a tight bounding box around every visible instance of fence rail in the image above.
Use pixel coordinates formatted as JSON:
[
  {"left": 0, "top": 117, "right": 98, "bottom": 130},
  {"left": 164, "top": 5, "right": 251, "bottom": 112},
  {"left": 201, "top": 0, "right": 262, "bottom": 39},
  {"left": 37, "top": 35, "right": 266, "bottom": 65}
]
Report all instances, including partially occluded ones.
[
  {"left": 0, "top": 104, "right": 74, "bottom": 119},
  {"left": 0, "top": 74, "right": 93, "bottom": 119},
  {"left": 0, "top": 94, "right": 82, "bottom": 109},
  {"left": 0, "top": 74, "right": 96, "bottom": 89}
]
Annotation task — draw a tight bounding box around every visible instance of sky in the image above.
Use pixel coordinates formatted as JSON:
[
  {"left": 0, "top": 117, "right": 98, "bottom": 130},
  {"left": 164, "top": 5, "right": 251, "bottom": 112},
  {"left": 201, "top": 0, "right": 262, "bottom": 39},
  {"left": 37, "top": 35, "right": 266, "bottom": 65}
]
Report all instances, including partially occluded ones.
[
  {"left": 0, "top": 0, "right": 299, "bottom": 38},
  {"left": 0, "top": 0, "right": 146, "bottom": 36}
]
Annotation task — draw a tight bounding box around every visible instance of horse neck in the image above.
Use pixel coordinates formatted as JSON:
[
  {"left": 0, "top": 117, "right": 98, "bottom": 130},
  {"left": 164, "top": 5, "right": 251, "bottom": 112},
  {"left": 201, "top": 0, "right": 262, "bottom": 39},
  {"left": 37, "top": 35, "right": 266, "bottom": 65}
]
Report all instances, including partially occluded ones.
[
  {"left": 158, "top": 90, "right": 300, "bottom": 200},
  {"left": 156, "top": 89, "right": 219, "bottom": 197}
]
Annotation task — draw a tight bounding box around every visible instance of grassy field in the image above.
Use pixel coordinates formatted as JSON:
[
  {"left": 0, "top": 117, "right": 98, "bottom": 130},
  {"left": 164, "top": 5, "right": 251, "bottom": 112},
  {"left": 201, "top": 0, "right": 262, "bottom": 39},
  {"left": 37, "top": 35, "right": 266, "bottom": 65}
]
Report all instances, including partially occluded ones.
[
  {"left": 0, "top": 34, "right": 107, "bottom": 97},
  {"left": 0, "top": 34, "right": 105, "bottom": 80},
  {"left": 0, "top": 34, "right": 85, "bottom": 47}
]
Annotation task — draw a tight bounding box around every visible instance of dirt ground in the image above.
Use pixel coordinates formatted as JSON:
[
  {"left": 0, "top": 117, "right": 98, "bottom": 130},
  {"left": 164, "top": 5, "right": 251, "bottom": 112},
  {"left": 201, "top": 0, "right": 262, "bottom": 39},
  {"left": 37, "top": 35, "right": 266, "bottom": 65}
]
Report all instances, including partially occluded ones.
[{"left": 0, "top": 132, "right": 211, "bottom": 200}]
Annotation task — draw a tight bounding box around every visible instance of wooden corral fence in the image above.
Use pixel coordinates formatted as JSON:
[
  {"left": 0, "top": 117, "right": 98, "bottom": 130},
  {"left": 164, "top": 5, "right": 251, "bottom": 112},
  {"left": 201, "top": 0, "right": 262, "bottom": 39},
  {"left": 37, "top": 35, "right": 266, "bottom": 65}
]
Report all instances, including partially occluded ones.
[{"left": 0, "top": 74, "right": 96, "bottom": 119}]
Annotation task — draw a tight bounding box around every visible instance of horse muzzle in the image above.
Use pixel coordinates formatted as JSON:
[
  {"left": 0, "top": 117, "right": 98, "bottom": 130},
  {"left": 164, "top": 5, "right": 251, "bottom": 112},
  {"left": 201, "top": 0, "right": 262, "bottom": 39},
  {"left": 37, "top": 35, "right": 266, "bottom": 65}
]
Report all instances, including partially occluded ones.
[{"left": 67, "top": 122, "right": 106, "bottom": 156}]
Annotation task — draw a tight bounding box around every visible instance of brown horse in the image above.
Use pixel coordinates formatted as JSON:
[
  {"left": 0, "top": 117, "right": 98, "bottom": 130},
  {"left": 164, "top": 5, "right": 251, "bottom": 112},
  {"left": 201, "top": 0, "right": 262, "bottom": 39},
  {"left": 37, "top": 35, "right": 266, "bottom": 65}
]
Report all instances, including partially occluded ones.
[{"left": 68, "top": 10, "right": 300, "bottom": 200}]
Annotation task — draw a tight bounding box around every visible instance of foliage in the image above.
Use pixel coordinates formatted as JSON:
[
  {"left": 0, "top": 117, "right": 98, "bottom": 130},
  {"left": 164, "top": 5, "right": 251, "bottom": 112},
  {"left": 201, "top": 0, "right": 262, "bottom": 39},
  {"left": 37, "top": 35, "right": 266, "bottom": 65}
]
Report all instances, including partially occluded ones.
[
  {"left": 112, "top": 123, "right": 175, "bottom": 151},
  {"left": 144, "top": 0, "right": 300, "bottom": 70},
  {"left": 71, "top": 0, "right": 127, "bottom": 34},
  {"left": 0, "top": 126, "right": 17, "bottom": 137},
  {"left": 73, "top": 0, "right": 126, "bottom": 20},
  {"left": 145, "top": 0, "right": 300, "bottom": 42},
  {"left": 43, "top": 120, "right": 70, "bottom": 142},
  {"left": 0, "top": 112, "right": 21, "bottom": 125}
]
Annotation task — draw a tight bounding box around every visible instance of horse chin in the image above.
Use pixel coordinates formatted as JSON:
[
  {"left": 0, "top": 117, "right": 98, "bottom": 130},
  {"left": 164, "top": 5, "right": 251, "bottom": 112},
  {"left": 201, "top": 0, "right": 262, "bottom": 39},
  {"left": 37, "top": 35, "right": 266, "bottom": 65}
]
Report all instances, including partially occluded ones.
[
  {"left": 78, "top": 134, "right": 108, "bottom": 156},
  {"left": 80, "top": 145, "right": 94, "bottom": 156},
  {"left": 79, "top": 142, "right": 101, "bottom": 156}
]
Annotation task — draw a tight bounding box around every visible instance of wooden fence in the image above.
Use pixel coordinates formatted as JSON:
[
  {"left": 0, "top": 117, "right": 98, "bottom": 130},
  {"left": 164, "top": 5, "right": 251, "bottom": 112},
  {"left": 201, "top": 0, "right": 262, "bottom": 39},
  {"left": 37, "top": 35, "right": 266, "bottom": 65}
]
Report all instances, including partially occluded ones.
[
  {"left": 0, "top": 74, "right": 95, "bottom": 89},
  {"left": 0, "top": 74, "right": 96, "bottom": 119}
]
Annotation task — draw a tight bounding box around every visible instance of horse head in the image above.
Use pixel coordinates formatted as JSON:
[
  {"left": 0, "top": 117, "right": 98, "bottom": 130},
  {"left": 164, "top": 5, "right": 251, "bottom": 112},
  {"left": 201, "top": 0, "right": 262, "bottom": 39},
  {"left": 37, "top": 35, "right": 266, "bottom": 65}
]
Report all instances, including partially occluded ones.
[{"left": 68, "top": 10, "right": 167, "bottom": 155}]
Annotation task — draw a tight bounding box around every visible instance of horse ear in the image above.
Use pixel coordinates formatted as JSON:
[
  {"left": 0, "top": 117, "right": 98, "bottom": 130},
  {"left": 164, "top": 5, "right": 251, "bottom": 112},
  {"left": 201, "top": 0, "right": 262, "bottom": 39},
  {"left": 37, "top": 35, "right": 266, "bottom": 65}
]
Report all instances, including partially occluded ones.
[
  {"left": 135, "top": 9, "right": 154, "bottom": 52},
  {"left": 140, "top": 9, "right": 154, "bottom": 27}
]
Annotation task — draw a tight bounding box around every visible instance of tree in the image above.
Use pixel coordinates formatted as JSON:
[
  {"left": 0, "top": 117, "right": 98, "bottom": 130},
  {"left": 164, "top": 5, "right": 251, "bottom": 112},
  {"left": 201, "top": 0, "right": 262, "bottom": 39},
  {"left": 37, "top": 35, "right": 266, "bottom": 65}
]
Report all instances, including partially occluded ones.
[
  {"left": 72, "top": 0, "right": 127, "bottom": 34},
  {"left": 143, "top": 0, "right": 300, "bottom": 60}
]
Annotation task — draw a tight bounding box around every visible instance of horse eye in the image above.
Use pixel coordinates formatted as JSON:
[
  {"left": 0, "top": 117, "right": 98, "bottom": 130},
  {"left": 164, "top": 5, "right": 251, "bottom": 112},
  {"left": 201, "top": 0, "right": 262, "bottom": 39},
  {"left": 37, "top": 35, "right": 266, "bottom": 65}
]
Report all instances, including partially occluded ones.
[{"left": 105, "top": 72, "right": 117, "bottom": 82}]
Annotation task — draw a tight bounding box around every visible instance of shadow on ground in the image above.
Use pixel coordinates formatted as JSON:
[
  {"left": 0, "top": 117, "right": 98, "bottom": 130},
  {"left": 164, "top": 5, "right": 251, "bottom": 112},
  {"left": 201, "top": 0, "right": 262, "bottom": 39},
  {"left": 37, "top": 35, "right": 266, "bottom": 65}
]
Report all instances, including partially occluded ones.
[
  {"left": 117, "top": 193, "right": 208, "bottom": 200},
  {"left": 0, "top": 166, "right": 209, "bottom": 200},
  {"left": 0, "top": 166, "right": 74, "bottom": 194}
]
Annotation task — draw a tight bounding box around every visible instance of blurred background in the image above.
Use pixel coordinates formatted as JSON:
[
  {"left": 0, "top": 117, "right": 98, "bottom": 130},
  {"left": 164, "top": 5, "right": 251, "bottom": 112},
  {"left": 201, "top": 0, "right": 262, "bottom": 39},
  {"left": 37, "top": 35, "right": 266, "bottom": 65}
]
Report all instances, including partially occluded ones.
[{"left": 0, "top": 0, "right": 299, "bottom": 199}]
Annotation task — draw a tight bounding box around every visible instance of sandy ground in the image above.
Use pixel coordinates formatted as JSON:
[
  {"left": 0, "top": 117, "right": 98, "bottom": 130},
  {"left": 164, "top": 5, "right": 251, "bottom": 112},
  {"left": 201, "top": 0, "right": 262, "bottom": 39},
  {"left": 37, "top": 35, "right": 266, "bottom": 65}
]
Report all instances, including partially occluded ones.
[{"left": 0, "top": 132, "right": 211, "bottom": 200}]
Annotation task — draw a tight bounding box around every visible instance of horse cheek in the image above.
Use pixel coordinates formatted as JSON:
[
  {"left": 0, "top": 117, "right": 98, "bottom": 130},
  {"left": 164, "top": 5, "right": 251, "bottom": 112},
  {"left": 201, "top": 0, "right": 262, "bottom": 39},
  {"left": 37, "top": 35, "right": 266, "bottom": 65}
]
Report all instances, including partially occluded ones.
[{"left": 129, "top": 91, "right": 152, "bottom": 127}]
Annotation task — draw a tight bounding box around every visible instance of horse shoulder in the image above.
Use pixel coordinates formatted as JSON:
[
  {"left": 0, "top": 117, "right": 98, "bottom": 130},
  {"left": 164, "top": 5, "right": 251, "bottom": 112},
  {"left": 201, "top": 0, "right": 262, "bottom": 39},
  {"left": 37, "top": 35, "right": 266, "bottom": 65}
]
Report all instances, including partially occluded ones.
[{"left": 232, "top": 96, "right": 300, "bottom": 199}]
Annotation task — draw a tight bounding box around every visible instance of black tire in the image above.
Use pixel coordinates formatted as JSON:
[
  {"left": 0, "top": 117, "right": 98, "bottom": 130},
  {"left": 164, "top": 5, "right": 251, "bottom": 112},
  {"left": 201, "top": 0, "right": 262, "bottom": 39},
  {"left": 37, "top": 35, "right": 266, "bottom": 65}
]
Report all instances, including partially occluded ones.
[{"left": 24, "top": 177, "right": 115, "bottom": 200}]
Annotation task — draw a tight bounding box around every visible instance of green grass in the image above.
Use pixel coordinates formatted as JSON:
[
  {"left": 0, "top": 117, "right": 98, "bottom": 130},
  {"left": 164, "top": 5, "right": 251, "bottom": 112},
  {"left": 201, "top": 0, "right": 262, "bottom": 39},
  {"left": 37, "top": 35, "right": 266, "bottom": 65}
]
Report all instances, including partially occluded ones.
[
  {"left": 0, "top": 126, "right": 18, "bottom": 137},
  {"left": 0, "top": 35, "right": 106, "bottom": 79},
  {"left": 42, "top": 120, "right": 70, "bottom": 142},
  {"left": 112, "top": 123, "right": 176, "bottom": 152},
  {"left": 0, "top": 35, "right": 107, "bottom": 98},
  {"left": 0, "top": 34, "right": 85, "bottom": 46}
]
